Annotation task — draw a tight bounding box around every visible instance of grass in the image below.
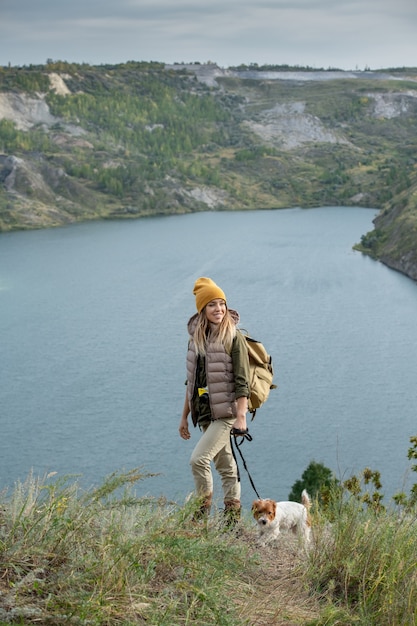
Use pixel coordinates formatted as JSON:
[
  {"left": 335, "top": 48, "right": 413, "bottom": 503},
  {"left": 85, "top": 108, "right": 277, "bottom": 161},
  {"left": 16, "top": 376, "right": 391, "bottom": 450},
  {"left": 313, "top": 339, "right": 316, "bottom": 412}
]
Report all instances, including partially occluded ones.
[
  {"left": 1, "top": 468, "right": 417, "bottom": 625},
  {"left": 306, "top": 495, "right": 417, "bottom": 625},
  {"left": 0, "top": 470, "right": 257, "bottom": 625}
]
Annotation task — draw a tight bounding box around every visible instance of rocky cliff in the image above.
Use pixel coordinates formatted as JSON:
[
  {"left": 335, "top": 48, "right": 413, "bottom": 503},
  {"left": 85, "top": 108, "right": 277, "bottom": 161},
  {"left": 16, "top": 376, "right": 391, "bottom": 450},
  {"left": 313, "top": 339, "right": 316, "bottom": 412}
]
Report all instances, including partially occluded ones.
[{"left": 1, "top": 61, "right": 416, "bottom": 281}]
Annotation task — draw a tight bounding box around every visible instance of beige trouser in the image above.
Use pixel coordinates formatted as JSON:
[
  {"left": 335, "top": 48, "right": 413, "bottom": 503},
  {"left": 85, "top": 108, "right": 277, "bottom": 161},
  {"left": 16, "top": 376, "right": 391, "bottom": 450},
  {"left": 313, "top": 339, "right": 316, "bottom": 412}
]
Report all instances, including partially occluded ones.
[{"left": 190, "top": 417, "right": 240, "bottom": 503}]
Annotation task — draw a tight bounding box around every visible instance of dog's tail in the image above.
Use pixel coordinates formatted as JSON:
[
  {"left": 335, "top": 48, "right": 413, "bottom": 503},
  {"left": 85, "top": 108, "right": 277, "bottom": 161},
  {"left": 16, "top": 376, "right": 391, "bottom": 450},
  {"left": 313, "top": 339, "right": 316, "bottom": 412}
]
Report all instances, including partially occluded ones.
[
  {"left": 301, "top": 489, "right": 312, "bottom": 534},
  {"left": 301, "top": 489, "right": 311, "bottom": 510}
]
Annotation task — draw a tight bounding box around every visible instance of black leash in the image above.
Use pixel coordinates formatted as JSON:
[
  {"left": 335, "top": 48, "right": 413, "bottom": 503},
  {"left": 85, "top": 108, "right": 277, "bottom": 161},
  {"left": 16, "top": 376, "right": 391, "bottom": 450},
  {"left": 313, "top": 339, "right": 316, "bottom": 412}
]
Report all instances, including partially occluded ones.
[{"left": 230, "top": 428, "right": 262, "bottom": 499}]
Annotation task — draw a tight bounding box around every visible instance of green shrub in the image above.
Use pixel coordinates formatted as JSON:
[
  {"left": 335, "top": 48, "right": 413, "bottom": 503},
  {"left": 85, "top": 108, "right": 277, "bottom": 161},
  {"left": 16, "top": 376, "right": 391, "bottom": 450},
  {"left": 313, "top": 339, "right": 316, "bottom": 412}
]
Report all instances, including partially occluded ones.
[
  {"left": 289, "top": 460, "right": 339, "bottom": 503},
  {"left": 306, "top": 476, "right": 417, "bottom": 625}
]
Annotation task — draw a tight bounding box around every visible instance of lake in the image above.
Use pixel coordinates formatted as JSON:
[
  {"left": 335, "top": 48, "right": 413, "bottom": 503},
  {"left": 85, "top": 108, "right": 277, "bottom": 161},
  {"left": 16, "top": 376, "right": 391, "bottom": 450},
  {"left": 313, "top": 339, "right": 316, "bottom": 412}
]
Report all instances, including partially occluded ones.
[{"left": 1, "top": 207, "right": 416, "bottom": 510}]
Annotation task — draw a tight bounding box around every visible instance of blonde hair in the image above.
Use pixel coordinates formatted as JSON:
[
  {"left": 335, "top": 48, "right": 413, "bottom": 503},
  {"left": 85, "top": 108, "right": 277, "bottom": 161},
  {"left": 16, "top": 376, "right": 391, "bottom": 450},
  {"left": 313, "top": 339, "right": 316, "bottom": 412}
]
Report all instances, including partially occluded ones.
[{"left": 193, "top": 307, "right": 236, "bottom": 356}]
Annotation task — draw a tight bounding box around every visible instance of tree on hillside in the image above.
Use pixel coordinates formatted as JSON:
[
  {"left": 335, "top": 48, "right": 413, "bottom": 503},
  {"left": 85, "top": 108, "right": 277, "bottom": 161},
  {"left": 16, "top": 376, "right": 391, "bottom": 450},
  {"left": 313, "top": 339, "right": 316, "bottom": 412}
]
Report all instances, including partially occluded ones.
[{"left": 289, "top": 460, "right": 338, "bottom": 502}]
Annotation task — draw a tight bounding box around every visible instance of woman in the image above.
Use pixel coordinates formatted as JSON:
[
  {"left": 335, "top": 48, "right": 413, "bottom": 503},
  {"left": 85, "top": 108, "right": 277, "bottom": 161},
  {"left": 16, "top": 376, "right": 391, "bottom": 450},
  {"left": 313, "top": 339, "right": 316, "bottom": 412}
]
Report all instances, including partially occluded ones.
[{"left": 179, "top": 277, "right": 250, "bottom": 525}]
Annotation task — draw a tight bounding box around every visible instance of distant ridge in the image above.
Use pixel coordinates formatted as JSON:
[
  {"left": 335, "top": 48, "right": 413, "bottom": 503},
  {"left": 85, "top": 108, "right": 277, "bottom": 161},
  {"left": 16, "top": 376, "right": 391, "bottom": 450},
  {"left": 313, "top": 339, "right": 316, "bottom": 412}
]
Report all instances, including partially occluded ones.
[{"left": 0, "top": 61, "right": 416, "bottom": 280}]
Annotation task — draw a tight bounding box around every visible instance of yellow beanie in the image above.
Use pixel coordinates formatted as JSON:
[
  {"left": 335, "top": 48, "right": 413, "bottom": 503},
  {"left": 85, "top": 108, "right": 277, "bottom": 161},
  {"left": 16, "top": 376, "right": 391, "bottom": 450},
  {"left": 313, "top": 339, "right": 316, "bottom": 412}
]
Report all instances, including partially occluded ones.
[{"left": 193, "top": 277, "right": 227, "bottom": 313}]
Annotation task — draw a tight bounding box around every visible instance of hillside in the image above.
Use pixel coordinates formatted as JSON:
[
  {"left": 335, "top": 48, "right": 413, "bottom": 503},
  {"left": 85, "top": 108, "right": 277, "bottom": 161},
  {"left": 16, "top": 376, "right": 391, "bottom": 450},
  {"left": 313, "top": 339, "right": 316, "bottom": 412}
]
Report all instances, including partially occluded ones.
[
  {"left": 1, "top": 61, "right": 417, "bottom": 280},
  {"left": 2, "top": 466, "right": 417, "bottom": 625}
]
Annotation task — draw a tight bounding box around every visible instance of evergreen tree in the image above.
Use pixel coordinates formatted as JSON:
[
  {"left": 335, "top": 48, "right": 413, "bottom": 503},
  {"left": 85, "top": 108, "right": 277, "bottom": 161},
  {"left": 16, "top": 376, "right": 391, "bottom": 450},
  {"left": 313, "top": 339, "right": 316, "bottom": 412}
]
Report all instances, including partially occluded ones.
[{"left": 288, "top": 460, "right": 338, "bottom": 502}]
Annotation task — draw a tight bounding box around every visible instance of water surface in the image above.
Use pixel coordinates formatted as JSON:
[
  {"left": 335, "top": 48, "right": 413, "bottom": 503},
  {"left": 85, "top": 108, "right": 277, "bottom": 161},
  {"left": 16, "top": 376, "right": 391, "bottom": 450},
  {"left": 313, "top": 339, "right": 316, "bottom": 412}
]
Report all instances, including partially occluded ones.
[{"left": 1, "top": 207, "right": 416, "bottom": 509}]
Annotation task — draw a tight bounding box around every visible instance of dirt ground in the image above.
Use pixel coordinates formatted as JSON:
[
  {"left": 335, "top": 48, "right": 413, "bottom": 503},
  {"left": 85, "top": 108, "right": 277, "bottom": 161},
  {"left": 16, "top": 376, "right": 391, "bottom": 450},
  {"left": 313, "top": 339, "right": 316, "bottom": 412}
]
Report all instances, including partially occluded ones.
[{"left": 236, "top": 527, "right": 321, "bottom": 625}]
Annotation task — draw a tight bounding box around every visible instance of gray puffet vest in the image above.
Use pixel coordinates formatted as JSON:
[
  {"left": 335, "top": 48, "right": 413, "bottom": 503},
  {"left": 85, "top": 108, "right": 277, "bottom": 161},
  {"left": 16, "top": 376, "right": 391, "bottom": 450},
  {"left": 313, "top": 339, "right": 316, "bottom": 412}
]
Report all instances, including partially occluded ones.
[{"left": 186, "top": 311, "right": 239, "bottom": 426}]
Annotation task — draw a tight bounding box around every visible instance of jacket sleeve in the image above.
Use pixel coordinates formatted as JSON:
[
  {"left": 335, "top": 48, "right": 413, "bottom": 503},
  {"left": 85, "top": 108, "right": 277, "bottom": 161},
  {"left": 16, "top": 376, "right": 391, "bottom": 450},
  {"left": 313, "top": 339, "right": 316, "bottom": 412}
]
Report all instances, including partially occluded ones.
[{"left": 231, "top": 331, "right": 250, "bottom": 399}]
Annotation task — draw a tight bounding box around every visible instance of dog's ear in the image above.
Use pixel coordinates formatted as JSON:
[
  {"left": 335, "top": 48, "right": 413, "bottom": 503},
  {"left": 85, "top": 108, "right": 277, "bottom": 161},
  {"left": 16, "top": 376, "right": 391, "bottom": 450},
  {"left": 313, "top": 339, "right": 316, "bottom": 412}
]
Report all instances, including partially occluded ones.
[
  {"left": 272, "top": 501, "right": 277, "bottom": 515},
  {"left": 251, "top": 500, "right": 259, "bottom": 512}
]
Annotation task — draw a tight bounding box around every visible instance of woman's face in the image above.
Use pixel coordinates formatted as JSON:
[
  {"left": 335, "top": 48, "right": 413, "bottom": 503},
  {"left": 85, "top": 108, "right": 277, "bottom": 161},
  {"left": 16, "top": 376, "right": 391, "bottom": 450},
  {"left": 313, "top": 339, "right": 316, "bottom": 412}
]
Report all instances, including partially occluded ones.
[{"left": 205, "top": 299, "right": 226, "bottom": 325}]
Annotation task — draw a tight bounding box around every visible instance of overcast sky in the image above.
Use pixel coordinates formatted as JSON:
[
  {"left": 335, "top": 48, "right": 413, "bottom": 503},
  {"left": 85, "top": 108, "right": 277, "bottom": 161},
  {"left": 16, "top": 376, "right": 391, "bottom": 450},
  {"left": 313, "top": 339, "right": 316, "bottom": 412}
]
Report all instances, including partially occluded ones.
[{"left": 1, "top": 0, "right": 416, "bottom": 70}]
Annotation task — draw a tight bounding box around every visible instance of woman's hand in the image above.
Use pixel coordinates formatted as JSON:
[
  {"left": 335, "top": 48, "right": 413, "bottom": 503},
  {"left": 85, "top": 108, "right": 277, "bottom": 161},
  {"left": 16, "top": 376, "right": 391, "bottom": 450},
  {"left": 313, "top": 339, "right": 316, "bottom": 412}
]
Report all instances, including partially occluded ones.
[
  {"left": 179, "top": 416, "right": 191, "bottom": 440},
  {"left": 179, "top": 391, "right": 191, "bottom": 439},
  {"left": 233, "top": 396, "right": 248, "bottom": 432},
  {"left": 232, "top": 414, "right": 247, "bottom": 432}
]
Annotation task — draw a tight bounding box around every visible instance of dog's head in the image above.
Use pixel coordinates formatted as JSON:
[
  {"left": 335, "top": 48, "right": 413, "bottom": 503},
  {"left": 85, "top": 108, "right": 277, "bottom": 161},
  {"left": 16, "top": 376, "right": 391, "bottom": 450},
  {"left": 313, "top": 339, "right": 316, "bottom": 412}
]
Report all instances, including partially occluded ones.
[{"left": 252, "top": 499, "right": 277, "bottom": 526}]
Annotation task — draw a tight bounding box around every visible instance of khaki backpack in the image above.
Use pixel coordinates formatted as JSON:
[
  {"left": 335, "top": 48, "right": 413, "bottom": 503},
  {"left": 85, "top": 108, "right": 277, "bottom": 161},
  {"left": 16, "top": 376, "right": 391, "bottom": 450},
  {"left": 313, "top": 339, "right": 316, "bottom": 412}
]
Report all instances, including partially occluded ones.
[{"left": 243, "top": 334, "right": 277, "bottom": 418}]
